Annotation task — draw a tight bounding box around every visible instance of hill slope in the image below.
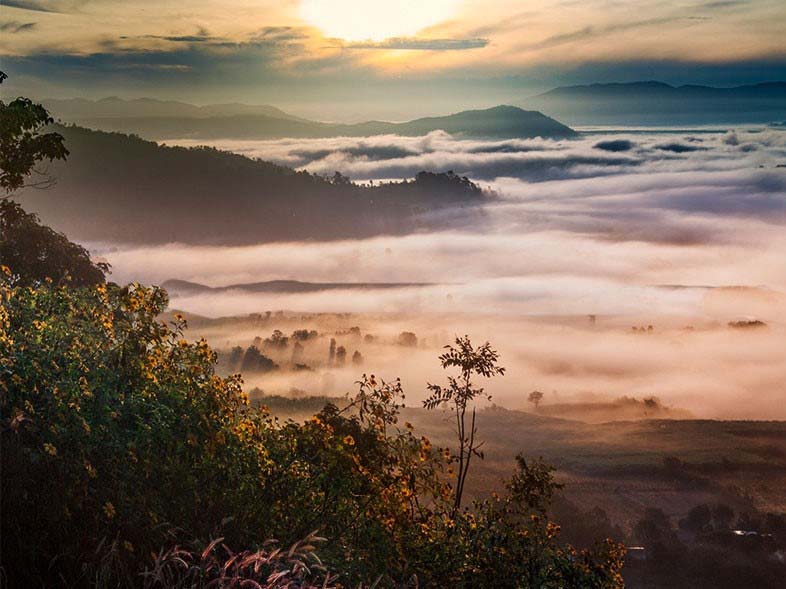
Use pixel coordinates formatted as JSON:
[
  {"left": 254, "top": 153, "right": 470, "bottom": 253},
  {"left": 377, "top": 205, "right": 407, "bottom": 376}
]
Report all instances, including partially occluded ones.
[
  {"left": 44, "top": 101, "right": 576, "bottom": 141},
  {"left": 525, "top": 81, "right": 786, "bottom": 126},
  {"left": 19, "top": 125, "right": 489, "bottom": 245},
  {"left": 163, "top": 279, "right": 437, "bottom": 295},
  {"left": 43, "top": 96, "right": 305, "bottom": 122}
]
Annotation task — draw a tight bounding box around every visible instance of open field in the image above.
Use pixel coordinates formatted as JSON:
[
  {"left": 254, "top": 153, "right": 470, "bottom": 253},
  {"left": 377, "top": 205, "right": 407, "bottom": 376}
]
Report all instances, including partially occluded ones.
[{"left": 262, "top": 394, "right": 786, "bottom": 534}]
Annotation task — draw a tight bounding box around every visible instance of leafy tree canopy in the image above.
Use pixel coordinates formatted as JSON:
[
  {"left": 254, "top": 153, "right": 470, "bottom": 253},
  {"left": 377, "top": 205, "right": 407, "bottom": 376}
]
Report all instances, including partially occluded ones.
[
  {"left": 0, "top": 71, "right": 69, "bottom": 193},
  {"left": 0, "top": 199, "right": 108, "bottom": 286}
]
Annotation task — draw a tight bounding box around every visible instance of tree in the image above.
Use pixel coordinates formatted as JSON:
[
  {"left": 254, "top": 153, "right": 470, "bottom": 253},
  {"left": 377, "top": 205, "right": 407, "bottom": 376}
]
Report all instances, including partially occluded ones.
[
  {"left": 227, "top": 345, "right": 244, "bottom": 371},
  {"left": 507, "top": 455, "right": 563, "bottom": 514},
  {"left": 334, "top": 345, "right": 347, "bottom": 367},
  {"left": 262, "top": 329, "right": 288, "bottom": 351},
  {"left": 0, "top": 76, "right": 105, "bottom": 286},
  {"left": 423, "top": 336, "right": 505, "bottom": 514},
  {"left": 329, "top": 171, "right": 351, "bottom": 185},
  {"left": 352, "top": 350, "right": 363, "bottom": 366},
  {"left": 712, "top": 503, "right": 735, "bottom": 530},
  {"left": 0, "top": 72, "right": 69, "bottom": 194},
  {"left": 241, "top": 345, "right": 278, "bottom": 373},
  {"left": 528, "top": 390, "right": 544, "bottom": 410},
  {"left": 397, "top": 331, "right": 418, "bottom": 347},
  {"left": 680, "top": 504, "right": 712, "bottom": 534},
  {"left": 0, "top": 199, "right": 108, "bottom": 286},
  {"left": 291, "top": 340, "right": 304, "bottom": 364},
  {"left": 292, "top": 329, "right": 317, "bottom": 341},
  {"left": 328, "top": 338, "right": 336, "bottom": 366}
]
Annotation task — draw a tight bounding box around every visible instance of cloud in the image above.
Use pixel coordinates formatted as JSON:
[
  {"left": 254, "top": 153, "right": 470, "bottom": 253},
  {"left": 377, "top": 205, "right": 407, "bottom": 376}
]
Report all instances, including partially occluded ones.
[
  {"left": 594, "top": 140, "right": 636, "bottom": 152},
  {"left": 251, "top": 26, "right": 309, "bottom": 43},
  {"left": 700, "top": 0, "right": 750, "bottom": 10},
  {"left": 79, "top": 126, "right": 786, "bottom": 419},
  {"left": 160, "top": 127, "right": 786, "bottom": 254},
  {"left": 1, "top": 0, "right": 82, "bottom": 13},
  {"left": 522, "top": 17, "right": 689, "bottom": 51},
  {"left": 655, "top": 142, "right": 706, "bottom": 153},
  {"left": 0, "top": 21, "right": 36, "bottom": 33},
  {"left": 343, "top": 37, "right": 488, "bottom": 51}
]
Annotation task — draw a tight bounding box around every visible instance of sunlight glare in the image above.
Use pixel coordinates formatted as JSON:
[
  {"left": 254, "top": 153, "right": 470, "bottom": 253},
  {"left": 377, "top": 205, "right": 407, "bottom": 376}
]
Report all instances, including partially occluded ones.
[{"left": 300, "top": 0, "right": 459, "bottom": 42}]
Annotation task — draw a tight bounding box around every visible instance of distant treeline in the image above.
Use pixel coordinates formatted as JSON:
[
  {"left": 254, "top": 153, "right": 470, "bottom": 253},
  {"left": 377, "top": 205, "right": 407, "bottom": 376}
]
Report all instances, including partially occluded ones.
[{"left": 20, "top": 125, "right": 488, "bottom": 245}]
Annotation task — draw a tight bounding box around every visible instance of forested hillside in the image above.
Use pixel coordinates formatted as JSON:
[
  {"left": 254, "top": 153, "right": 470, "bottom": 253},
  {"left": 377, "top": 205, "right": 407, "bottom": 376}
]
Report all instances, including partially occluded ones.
[{"left": 21, "top": 125, "right": 488, "bottom": 245}]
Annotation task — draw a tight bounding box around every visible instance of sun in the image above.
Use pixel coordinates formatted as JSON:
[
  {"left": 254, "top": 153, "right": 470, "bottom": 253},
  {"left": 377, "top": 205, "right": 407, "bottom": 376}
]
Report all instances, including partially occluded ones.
[{"left": 300, "top": 0, "right": 459, "bottom": 42}]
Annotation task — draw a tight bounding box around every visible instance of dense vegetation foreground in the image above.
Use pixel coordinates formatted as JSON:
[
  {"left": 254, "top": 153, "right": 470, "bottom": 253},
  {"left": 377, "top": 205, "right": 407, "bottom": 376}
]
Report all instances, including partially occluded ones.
[{"left": 0, "top": 267, "right": 624, "bottom": 587}]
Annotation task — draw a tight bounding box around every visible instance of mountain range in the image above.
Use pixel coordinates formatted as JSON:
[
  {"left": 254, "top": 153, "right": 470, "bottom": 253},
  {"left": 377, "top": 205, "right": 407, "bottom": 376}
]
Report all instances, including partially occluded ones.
[
  {"left": 525, "top": 81, "right": 786, "bottom": 126},
  {"left": 42, "top": 96, "right": 306, "bottom": 122},
  {"left": 42, "top": 99, "right": 576, "bottom": 141}
]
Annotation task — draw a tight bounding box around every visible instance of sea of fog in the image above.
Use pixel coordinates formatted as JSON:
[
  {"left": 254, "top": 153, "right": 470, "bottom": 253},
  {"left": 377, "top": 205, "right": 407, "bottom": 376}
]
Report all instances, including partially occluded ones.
[{"left": 94, "top": 127, "right": 786, "bottom": 419}]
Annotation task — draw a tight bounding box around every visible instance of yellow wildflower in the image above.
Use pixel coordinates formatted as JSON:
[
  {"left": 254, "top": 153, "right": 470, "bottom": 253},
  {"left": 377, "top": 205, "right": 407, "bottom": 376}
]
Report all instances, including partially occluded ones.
[
  {"left": 103, "top": 502, "right": 116, "bottom": 519},
  {"left": 84, "top": 461, "right": 98, "bottom": 479},
  {"left": 43, "top": 443, "right": 57, "bottom": 456}
]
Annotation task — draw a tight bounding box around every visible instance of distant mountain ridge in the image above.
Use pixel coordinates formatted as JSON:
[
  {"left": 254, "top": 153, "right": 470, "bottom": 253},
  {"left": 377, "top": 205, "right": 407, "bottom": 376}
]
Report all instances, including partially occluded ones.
[
  {"left": 536, "top": 81, "right": 786, "bottom": 98},
  {"left": 43, "top": 96, "right": 306, "bottom": 122},
  {"left": 42, "top": 100, "right": 576, "bottom": 141},
  {"left": 525, "top": 81, "right": 786, "bottom": 126},
  {"left": 163, "top": 279, "right": 437, "bottom": 295}
]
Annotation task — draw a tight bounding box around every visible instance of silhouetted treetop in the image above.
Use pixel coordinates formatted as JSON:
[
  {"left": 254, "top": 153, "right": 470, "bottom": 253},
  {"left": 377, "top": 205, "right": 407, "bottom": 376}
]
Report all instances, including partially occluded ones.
[
  {"left": 0, "top": 199, "right": 107, "bottom": 287},
  {"left": 0, "top": 73, "right": 68, "bottom": 194}
]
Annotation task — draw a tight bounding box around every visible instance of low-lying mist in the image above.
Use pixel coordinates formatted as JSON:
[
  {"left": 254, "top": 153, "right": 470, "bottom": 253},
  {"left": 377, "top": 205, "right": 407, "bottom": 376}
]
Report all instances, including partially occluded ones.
[
  {"left": 96, "top": 127, "right": 786, "bottom": 420},
  {"left": 171, "top": 301, "right": 786, "bottom": 421}
]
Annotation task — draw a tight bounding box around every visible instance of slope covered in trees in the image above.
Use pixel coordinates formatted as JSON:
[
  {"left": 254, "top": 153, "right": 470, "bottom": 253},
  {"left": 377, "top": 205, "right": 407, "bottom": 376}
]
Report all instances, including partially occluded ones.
[{"left": 20, "top": 125, "right": 489, "bottom": 245}]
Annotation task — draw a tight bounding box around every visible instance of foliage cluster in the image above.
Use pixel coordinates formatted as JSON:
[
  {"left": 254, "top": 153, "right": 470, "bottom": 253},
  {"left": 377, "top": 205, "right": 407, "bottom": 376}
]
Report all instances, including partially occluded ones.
[
  {"left": 0, "top": 199, "right": 109, "bottom": 287},
  {"left": 0, "top": 273, "right": 624, "bottom": 587},
  {"left": 0, "top": 71, "right": 69, "bottom": 194}
]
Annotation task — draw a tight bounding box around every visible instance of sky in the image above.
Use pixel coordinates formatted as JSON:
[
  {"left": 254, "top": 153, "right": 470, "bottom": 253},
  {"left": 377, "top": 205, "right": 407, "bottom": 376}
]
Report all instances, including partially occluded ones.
[{"left": 1, "top": 0, "right": 786, "bottom": 119}]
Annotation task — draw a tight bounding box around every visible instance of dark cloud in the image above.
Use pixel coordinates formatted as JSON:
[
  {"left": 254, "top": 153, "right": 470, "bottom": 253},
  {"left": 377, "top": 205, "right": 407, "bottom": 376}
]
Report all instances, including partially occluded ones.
[
  {"left": 0, "top": 29, "right": 313, "bottom": 91},
  {"left": 0, "top": 20, "right": 36, "bottom": 33},
  {"left": 700, "top": 0, "right": 750, "bottom": 10},
  {"left": 147, "top": 28, "right": 218, "bottom": 44},
  {"left": 1, "top": 0, "right": 82, "bottom": 13},
  {"left": 524, "top": 17, "right": 687, "bottom": 51},
  {"left": 160, "top": 35, "right": 214, "bottom": 43},
  {"left": 466, "top": 140, "right": 543, "bottom": 154},
  {"left": 594, "top": 140, "right": 636, "bottom": 152},
  {"left": 654, "top": 142, "right": 706, "bottom": 153},
  {"left": 251, "top": 27, "right": 309, "bottom": 43}
]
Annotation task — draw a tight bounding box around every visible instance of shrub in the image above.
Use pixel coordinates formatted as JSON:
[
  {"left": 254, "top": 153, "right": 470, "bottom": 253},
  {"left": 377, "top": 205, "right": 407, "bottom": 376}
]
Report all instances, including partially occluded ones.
[
  {"left": 0, "top": 274, "right": 624, "bottom": 587},
  {"left": 0, "top": 278, "right": 271, "bottom": 585}
]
